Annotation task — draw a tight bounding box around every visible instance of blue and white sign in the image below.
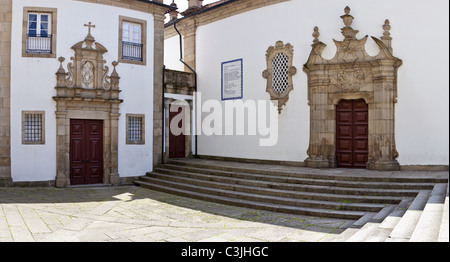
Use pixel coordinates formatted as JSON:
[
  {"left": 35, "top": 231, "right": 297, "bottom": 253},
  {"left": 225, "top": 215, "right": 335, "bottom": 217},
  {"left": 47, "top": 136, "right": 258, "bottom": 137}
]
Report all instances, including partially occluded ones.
[{"left": 221, "top": 58, "right": 243, "bottom": 101}]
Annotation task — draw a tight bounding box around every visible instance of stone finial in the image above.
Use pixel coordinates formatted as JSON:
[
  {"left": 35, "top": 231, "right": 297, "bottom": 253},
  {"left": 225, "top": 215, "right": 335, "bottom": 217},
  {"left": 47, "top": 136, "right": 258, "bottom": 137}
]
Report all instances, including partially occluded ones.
[
  {"left": 340, "top": 6, "right": 359, "bottom": 40},
  {"left": 381, "top": 19, "right": 393, "bottom": 53},
  {"left": 56, "top": 57, "right": 67, "bottom": 87},
  {"left": 381, "top": 19, "right": 392, "bottom": 40},
  {"left": 110, "top": 61, "right": 120, "bottom": 90},
  {"left": 312, "top": 26, "right": 320, "bottom": 44},
  {"left": 169, "top": 2, "right": 179, "bottom": 21},
  {"left": 341, "top": 6, "right": 354, "bottom": 27}
]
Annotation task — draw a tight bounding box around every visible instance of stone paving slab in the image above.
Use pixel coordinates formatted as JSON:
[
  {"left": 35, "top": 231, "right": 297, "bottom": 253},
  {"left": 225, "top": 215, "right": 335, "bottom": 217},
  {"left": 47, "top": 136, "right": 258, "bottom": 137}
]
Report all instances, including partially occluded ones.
[{"left": 0, "top": 186, "right": 354, "bottom": 242}]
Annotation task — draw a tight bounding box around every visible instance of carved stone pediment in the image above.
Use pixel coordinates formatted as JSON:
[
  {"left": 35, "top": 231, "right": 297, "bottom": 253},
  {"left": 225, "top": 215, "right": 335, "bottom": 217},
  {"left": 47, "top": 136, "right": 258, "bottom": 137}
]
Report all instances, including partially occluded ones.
[{"left": 54, "top": 22, "right": 121, "bottom": 102}]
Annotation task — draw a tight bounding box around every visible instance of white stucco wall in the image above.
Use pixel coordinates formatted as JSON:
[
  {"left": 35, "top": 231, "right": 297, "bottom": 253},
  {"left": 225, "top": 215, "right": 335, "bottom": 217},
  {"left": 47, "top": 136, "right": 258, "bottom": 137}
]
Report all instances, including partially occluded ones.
[
  {"left": 192, "top": 0, "right": 449, "bottom": 166},
  {"left": 10, "top": 0, "right": 155, "bottom": 182},
  {"left": 164, "top": 35, "right": 185, "bottom": 71}
]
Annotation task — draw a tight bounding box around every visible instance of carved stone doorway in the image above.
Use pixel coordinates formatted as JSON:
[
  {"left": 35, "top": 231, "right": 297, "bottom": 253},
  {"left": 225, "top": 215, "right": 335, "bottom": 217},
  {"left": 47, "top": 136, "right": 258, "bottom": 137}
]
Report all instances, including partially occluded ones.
[
  {"left": 53, "top": 23, "right": 122, "bottom": 187},
  {"left": 303, "top": 7, "right": 402, "bottom": 171}
]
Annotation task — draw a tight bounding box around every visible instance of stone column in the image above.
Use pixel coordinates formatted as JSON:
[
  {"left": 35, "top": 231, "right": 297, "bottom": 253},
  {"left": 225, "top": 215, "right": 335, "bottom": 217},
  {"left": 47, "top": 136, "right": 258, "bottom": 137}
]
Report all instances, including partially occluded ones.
[
  {"left": 367, "top": 63, "right": 399, "bottom": 171},
  {"left": 0, "top": 0, "right": 12, "bottom": 186},
  {"left": 109, "top": 109, "right": 120, "bottom": 185},
  {"left": 55, "top": 106, "right": 68, "bottom": 188},
  {"left": 152, "top": 12, "right": 165, "bottom": 167},
  {"left": 305, "top": 68, "right": 335, "bottom": 168}
]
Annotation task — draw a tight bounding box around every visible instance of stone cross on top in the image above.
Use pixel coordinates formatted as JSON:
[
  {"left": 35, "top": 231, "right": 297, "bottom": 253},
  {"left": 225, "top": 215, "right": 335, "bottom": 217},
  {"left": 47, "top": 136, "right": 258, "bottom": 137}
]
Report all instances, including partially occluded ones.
[
  {"left": 84, "top": 22, "right": 95, "bottom": 35},
  {"left": 83, "top": 22, "right": 96, "bottom": 48}
]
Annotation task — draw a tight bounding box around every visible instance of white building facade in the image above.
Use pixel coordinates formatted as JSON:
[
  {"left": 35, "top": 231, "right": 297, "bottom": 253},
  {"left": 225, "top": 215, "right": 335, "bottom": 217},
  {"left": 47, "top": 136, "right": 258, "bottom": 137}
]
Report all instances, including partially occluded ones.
[
  {"left": 0, "top": 0, "right": 171, "bottom": 186},
  {"left": 164, "top": 0, "right": 449, "bottom": 170}
]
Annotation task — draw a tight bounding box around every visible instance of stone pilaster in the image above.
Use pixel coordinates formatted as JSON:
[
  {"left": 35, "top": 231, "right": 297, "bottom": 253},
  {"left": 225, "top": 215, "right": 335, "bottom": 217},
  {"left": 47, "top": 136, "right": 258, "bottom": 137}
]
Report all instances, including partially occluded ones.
[
  {"left": 0, "top": 0, "right": 12, "bottom": 186},
  {"left": 152, "top": 12, "right": 166, "bottom": 167}
]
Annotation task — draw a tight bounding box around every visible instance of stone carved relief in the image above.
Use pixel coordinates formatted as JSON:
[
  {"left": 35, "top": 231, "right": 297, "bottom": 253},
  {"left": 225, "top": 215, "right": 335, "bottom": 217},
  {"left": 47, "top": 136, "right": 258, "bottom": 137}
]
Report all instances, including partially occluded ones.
[
  {"left": 53, "top": 22, "right": 122, "bottom": 187},
  {"left": 81, "top": 61, "right": 94, "bottom": 89},
  {"left": 331, "top": 67, "right": 373, "bottom": 92},
  {"left": 263, "top": 41, "right": 297, "bottom": 114},
  {"left": 303, "top": 7, "right": 402, "bottom": 171}
]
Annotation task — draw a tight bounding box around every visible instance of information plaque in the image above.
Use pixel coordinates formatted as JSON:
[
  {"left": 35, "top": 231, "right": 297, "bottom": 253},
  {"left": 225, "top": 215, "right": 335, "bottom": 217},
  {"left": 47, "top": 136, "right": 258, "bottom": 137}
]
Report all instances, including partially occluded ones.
[{"left": 221, "top": 58, "right": 243, "bottom": 100}]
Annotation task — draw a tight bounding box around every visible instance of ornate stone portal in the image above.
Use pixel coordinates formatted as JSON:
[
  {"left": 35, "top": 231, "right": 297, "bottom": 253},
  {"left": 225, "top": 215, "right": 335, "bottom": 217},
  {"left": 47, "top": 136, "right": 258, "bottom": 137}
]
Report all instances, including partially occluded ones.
[
  {"left": 53, "top": 23, "right": 122, "bottom": 187},
  {"left": 303, "top": 7, "right": 402, "bottom": 171}
]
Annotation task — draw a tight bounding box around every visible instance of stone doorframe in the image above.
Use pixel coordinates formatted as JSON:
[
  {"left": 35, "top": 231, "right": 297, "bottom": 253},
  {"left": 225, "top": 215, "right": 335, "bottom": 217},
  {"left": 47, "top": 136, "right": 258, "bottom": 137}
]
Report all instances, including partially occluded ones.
[
  {"left": 53, "top": 27, "right": 122, "bottom": 187},
  {"left": 163, "top": 69, "right": 195, "bottom": 160},
  {"left": 303, "top": 7, "right": 402, "bottom": 171}
]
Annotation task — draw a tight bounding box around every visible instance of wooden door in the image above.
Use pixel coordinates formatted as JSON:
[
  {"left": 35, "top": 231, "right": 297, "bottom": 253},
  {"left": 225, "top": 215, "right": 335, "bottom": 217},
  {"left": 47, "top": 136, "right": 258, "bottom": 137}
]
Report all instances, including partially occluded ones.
[
  {"left": 70, "top": 119, "right": 103, "bottom": 185},
  {"left": 336, "top": 99, "right": 368, "bottom": 168},
  {"left": 169, "top": 105, "right": 186, "bottom": 158}
]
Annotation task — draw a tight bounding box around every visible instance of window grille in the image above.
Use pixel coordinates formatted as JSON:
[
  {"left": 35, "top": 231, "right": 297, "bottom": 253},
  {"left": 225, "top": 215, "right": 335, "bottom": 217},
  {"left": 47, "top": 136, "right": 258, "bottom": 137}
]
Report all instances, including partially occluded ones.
[
  {"left": 271, "top": 53, "right": 290, "bottom": 94},
  {"left": 127, "top": 115, "right": 144, "bottom": 144},
  {"left": 122, "top": 41, "right": 143, "bottom": 61},
  {"left": 262, "top": 41, "right": 297, "bottom": 114},
  {"left": 26, "top": 34, "right": 52, "bottom": 54},
  {"left": 23, "top": 113, "right": 44, "bottom": 143}
]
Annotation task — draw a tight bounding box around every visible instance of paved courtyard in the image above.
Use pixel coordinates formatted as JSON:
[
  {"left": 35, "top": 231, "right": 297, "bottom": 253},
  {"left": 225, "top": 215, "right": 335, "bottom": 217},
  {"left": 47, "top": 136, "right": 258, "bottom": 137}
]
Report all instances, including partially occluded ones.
[{"left": 0, "top": 185, "right": 354, "bottom": 242}]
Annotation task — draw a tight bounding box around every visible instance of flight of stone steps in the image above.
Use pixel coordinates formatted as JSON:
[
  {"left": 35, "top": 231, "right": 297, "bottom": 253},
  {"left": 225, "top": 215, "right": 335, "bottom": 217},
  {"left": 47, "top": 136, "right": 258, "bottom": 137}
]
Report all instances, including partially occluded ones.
[{"left": 134, "top": 158, "right": 449, "bottom": 242}]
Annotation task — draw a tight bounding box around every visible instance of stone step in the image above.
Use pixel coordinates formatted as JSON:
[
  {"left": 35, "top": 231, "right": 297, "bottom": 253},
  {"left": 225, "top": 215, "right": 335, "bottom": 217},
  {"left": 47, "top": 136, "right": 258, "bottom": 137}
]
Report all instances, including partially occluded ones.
[
  {"left": 438, "top": 182, "right": 449, "bottom": 242},
  {"left": 343, "top": 198, "right": 415, "bottom": 242},
  {"left": 167, "top": 159, "right": 448, "bottom": 184},
  {"left": 385, "top": 190, "right": 432, "bottom": 242},
  {"left": 134, "top": 179, "right": 366, "bottom": 220},
  {"left": 409, "top": 183, "right": 448, "bottom": 242},
  {"left": 159, "top": 164, "right": 435, "bottom": 190},
  {"left": 328, "top": 197, "right": 413, "bottom": 242},
  {"left": 153, "top": 167, "right": 419, "bottom": 198},
  {"left": 152, "top": 168, "right": 406, "bottom": 204},
  {"left": 133, "top": 159, "right": 448, "bottom": 237},
  {"left": 139, "top": 174, "right": 386, "bottom": 212}
]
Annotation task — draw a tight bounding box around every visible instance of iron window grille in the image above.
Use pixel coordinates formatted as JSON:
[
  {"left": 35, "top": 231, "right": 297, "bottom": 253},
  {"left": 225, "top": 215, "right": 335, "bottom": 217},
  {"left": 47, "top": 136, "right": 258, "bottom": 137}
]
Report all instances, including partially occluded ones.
[
  {"left": 122, "top": 41, "right": 143, "bottom": 61},
  {"left": 26, "top": 34, "right": 52, "bottom": 54},
  {"left": 23, "top": 113, "right": 44, "bottom": 144},
  {"left": 127, "top": 115, "right": 144, "bottom": 144}
]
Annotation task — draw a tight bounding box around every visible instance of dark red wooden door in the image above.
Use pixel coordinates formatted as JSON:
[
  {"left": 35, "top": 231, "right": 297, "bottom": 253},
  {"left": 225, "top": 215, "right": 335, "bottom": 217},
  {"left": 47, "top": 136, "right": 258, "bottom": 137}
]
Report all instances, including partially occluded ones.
[
  {"left": 70, "top": 119, "right": 103, "bottom": 185},
  {"left": 336, "top": 99, "right": 368, "bottom": 168},
  {"left": 169, "top": 105, "right": 186, "bottom": 158}
]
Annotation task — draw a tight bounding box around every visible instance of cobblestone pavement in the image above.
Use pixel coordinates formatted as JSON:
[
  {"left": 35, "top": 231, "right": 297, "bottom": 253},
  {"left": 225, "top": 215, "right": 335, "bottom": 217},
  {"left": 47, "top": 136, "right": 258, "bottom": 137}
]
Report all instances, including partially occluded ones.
[{"left": 0, "top": 186, "right": 354, "bottom": 242}]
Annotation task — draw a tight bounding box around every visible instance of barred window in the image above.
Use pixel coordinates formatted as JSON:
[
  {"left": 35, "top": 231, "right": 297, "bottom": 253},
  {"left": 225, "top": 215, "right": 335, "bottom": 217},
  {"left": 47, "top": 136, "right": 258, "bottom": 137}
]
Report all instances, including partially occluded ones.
[
  {"left": 22, "top": 111, "right": 45, "bottom": 144},
  {"left": 271, "top": 53, "right": 290, "bottom": 94},
  {"left": 126, "top": 114, "right": 145, "bottom": 144}
]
